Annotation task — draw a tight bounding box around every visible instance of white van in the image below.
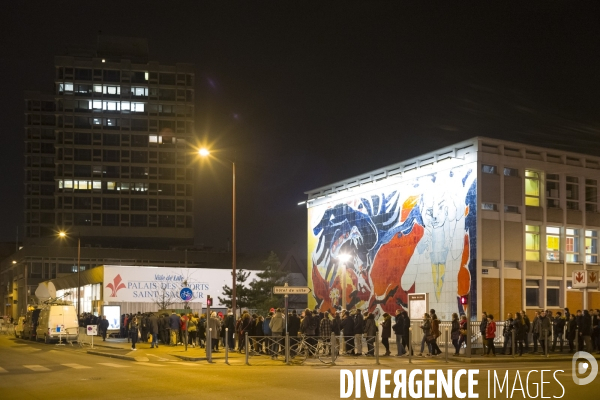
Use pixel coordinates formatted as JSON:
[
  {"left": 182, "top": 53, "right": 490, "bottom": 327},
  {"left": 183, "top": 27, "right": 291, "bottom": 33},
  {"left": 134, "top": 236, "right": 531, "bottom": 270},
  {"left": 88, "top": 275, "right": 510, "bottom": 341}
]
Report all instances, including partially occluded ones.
[{"left": 35, "top": 302, "right": 79, "bottom": 343}]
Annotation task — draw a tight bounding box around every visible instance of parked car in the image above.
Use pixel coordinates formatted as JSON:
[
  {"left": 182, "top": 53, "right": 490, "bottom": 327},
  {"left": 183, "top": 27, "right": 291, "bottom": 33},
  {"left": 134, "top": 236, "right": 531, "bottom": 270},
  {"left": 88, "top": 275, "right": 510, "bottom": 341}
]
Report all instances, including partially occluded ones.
[
  {"left": 14, "top": 316, "right": 25, "bottom": 338},
  {"left": 21, "top": 308, "right": 41, "bottom": 341},
  {"left": 36, "top": 302, "right": 78, "bottom": 344}
]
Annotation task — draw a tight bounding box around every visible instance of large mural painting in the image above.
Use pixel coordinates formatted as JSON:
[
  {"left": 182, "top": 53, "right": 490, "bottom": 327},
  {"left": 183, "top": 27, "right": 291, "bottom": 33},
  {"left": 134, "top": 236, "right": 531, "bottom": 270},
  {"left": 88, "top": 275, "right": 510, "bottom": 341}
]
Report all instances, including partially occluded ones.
[{"left": 308, "top": 163, "right": 477, "bottom": 320}]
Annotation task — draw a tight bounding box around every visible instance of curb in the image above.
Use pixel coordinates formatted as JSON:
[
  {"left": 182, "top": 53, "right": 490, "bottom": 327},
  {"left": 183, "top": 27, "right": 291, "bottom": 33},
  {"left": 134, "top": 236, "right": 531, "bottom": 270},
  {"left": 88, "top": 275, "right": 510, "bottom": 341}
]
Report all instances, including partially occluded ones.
[
  {"left": 87, "top": 350, "right": 148, "bottom": 362},
  {"left": 172, "top": 354, "right": 208, "bottom": 362}
]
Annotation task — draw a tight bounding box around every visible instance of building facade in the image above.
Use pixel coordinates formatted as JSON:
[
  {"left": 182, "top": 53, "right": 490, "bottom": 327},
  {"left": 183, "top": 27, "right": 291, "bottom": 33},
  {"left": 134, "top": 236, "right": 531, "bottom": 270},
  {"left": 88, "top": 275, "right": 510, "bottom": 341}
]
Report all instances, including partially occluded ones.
[
  {"left": 24, "top": 36, "right": 195, "bottom": 248},
  {"left": 305, "top": 137, "right": 600, "bottom": 320}
]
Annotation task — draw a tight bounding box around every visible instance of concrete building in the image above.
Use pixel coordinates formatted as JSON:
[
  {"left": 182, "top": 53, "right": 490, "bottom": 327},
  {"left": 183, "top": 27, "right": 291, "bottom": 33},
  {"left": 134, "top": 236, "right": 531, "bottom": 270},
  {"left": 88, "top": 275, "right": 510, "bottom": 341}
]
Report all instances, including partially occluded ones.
[
  {"left": 304, "top": 137, "right": 600, "bottom": 321},
  {"left": 1, "top": 36, "right": 213, "bottom": 319},
  {"left": 24, "top": 35, "right": 195, "bottom": 248}
]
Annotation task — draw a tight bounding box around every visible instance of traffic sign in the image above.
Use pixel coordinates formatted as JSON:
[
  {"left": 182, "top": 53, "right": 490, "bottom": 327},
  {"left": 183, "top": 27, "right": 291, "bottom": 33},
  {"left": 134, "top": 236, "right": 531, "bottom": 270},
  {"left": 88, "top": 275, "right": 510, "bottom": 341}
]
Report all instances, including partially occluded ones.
[{"left": 273, "top": 286, "right": 311, "bottom": 295}]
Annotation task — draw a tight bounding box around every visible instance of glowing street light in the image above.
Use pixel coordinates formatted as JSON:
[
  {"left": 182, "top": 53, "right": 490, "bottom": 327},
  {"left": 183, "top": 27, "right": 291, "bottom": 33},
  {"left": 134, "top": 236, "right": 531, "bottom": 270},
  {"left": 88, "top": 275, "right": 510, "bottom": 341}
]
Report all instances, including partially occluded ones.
[
  {"left": 198, "top": 148, "right": 237, "bottom": 320},
  {"left": 58, "top": 231, "right": 81, "bottom": 317}
]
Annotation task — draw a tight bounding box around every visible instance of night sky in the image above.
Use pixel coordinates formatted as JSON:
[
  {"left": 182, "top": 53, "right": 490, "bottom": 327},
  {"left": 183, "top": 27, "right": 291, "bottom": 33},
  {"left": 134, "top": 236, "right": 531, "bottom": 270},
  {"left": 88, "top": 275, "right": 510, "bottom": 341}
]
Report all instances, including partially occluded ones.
[{"left": 1, "top": 2, "right": 599, "bottom": 256}]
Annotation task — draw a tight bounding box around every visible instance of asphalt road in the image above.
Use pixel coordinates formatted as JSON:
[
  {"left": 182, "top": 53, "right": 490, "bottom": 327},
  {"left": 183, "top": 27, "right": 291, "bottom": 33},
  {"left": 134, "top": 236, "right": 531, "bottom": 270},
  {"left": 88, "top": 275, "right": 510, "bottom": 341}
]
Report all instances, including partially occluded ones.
[{"left": 0, "top": 334, "right": 597, "bottom": 399}]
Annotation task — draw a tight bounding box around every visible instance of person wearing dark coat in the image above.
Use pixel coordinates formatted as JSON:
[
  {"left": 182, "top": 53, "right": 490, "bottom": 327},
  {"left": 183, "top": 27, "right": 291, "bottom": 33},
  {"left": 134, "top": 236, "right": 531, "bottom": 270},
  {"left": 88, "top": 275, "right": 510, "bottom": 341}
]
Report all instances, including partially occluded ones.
[
  {"left": 402, "top": 311, "right": 411, "bottom": 355},
  {"left": 580, "top": 310, "right": 593, "bottom": 352},
  {"left": 169, "top": 312, "right": 181, "bottom": 346},
  {"left": 392, "top": 309, "right": 405, "bottom": 356},
  {"left": 340, "top": 311, "right": 355, "bottom": 355},
  {"left": 512, "top": 312, "right": 526, "bottom": 356},
  {"left": 148, "top": 313, "right": 159, "bottom": 348},
  {"left": 381, "top": 313, "right": 392, "bottom": 356},
  {"left": 363, "top": 313, "right": 377, "bottom": 356},
  {"left": 353, "top": 311, "right": 365, "bottom": 355},
  {"left": 98, "top": 315, "right": 110, "bottom": 341}
]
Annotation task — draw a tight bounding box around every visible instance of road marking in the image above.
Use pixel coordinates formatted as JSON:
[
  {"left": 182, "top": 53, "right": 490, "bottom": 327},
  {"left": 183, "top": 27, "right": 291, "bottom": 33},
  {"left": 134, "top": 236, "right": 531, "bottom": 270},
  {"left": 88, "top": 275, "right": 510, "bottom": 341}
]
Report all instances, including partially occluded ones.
[
  {"left": 97, "top": 363, "right": 130, "bottom": 368},
  {"left": 146, "top": 354, "right": 170, "bottom": 361},
  {"left": 62, "top": 363, "right": 92, "bottom": 369},
  {"left": 24, "top": 365, "right": 51, "bottom": 372},
  {"left": 137, "top": 363, "right": 162, "bottom": 367},
  {"left": 0, "top": 367, "right": 7, "bottom": 373},
  {"left": 167, "top": 362, "right": 199, "bottom": 366}
]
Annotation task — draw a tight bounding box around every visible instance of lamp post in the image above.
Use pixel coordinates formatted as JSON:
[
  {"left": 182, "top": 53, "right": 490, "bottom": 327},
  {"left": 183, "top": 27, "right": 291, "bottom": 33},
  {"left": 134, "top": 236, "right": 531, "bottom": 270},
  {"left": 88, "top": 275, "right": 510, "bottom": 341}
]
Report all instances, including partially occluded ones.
[
  {"left": 59, "top": 231, "right": 81, "bottom": 317},
  {"left": 199, "top": 148, "right": 237, "bottom": 319}
]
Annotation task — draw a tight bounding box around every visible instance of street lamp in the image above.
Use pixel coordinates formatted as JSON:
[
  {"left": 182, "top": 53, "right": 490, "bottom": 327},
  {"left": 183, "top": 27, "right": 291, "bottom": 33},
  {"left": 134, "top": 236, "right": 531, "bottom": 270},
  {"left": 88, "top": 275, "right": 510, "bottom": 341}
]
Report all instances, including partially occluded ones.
[
  {"left": 198, "top": 148, "right": 237, "bottom": 319},
  {"left": 59, "top": 231, "right": 81, "bottom": 317}
]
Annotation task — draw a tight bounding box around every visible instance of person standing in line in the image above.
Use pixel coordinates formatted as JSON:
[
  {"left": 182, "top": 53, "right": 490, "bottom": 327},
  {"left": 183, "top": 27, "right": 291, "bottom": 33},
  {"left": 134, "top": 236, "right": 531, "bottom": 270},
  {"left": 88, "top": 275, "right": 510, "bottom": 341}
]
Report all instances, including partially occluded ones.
[
  {"left": 331, "top": 310, "right": 342, "bottom": 355},
  {"left": 484, "top": 314, "right": 496, "bottom": 357},
  {"left": 532, "top": 311, "right": 541, "bottom": 353},
  {"left": 187, "top": 313, "right": 197, "bottom": 348},
  {"left": 457, "top": 314, "right": 468, "bottom": 355},
  {"left": 353, "top": 310, "right": 364, "bottom": 356},
  {"left": 479, "top": 312, "right": 488, "bottom": 355},
  {"left": 450, "top": 313, "right": 460, "bottom": 356},
  {"left": 224, "top": 309, "right": 235, "bottom": 350},
  {"left": 521, "top": 310, "right": 531, "bottom": 353},
  {"left": 98, "top": 315, "right": 110, "bottom": 342},
  {"left": 502, "top": 313, "right": 514, "bottom": 355},
  {"left": 363, "top": 312, "right": 377, "bottom": 356},
  {"left": 552, "top": 311, "right": 565, "bottom": 352},
  {"left": 169, "top": 311, "right": 180, "bottom": 346},
  {"left": 148, "top": 313, "right": 159, "bottom": 348},
  {"left": 566, "top": 313, "right": 578, "bottom": 353},
  {"left": 580, "top": 310, "right": 593, "bottom": 352},
  {"left": 208, "top": 312, "right": 222, "bottom": 351},
  {"left": 270, "top": 308, "right": 285, "bottom": 359},
  {"left": 429, "top": 313, "right": 442, "bottom": 356},
  {"left": 392, "top": 309, "right": 405, "bottom": 356},
  {"left": 512, "top": 312, "right": 526, "bottom": 356},
  {"left": 419, "top": 313, "right": 432, "bottom": 357},
  {"left": 340, "top": 310, "right": 355, "bottom": 356},
  {"left": 129, "top": 313, "right": 139, "bottom": 351},
  {"left": 381, "top": 313, "right": 392, "bottom": 356},
  {"left": 319, "top": 311, "right": 333, "bottom": 356},
  {"left": 402, "top": 311, "right": 411, "bottom": 356},
  {"left": 538, "top": 310, "right": 551, "bottom": 355}
]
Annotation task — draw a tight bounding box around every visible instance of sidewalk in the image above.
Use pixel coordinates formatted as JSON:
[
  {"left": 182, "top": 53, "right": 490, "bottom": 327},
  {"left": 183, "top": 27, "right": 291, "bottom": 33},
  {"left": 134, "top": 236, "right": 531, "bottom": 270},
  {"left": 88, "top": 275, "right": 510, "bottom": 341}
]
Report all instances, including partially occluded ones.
[{"left": 83, "top": 337, "right": 600, "bottom": 365}]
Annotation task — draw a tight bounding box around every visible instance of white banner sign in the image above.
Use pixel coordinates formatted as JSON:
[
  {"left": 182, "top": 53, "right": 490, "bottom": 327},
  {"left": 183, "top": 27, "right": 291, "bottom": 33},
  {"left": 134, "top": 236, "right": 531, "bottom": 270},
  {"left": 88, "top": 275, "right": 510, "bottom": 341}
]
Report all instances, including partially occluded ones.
[{"left": 103, "top": 266, "right": 258, "bottom": 308}]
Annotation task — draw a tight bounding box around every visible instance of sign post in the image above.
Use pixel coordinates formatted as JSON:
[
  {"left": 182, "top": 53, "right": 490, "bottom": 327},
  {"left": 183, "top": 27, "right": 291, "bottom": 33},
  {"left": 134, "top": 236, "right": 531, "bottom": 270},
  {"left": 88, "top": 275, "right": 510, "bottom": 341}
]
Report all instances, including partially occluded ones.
[
  {"left": 272, "top": 285, "right": 311, "bottom": 295},
  {"left": 87, "top": 324, "right": 97, "bottom": 348}
]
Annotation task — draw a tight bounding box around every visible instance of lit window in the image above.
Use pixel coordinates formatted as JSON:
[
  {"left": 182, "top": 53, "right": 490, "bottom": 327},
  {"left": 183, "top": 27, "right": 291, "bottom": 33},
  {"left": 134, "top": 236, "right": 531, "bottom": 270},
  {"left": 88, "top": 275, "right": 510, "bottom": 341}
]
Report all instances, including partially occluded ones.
[
  {"left": 585, "top": 230, "right": 598, "bottom": 263},
  {"left": 586, "top": 179, "right": 598, "bottom": 212},
  {"left": 121, "top": 182, "right": 130, "bottom": 191},
  {"left": 58, "top": 180, "right": 63, "bottom": 189},
  {"left": 93, "top": 85, "right": 102, "bottom": 93},
  {"left": 149, "top": 135, "right": 158, "bottom": 143},
  {"left": 121, "top": 101, "right": 130, "bottom": 111},
  {"left": 131, "top": 103, "right": 145, "bottom": 112},
  {"left": 92, "top": 118, "right": 101, "bottom": 125},
  {"left": 92, "top": 100, "right": 102, "bottom": 109},
  {"left": 133, "top": 87, "right": 148, "bottom": 96},
  {"left": 525, "top": 170, "right": 540, "bottom": 206},
  {"left": 106, "top": 182, "right": 116, "bottom": 190},
  {"left": 63, "top": 180, "right": 73, "bottom": 189},
  {"left": 504, "top": 167, "right": 519, "bottom": 177},
  {"left": 566, "top": 228, "right": 580, "bottom": 262},
  {"left": 92, "top": 181, "right": 101, "bottom": 190},
  {"left": 64, "top": 83, "right": 73, "bottom": 92},
  {"left": 482, "top": 165, "right": 496, "bottom": 174},
  {"left": 145, "top": 72, "right": 149, "bottom": 80},
  {"left": 546, "top": 174, "right": 560, "bottom": 208},
  {"left": 546, "top": 226, "right": 560, "bottom": 261},
  {"left": 526, "top": 225, "right": 540, "bottom": 261}
]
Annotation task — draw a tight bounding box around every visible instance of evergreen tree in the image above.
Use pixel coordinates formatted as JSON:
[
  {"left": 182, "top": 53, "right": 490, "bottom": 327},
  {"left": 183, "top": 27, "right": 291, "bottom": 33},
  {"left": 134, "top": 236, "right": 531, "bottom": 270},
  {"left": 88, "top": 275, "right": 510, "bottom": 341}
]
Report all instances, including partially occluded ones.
[
  {"left": 218, "top": 270, "right": 252, "bottom": 310},
  {"left": 248, "top": 251, "right": 289, "bottom": 314}
]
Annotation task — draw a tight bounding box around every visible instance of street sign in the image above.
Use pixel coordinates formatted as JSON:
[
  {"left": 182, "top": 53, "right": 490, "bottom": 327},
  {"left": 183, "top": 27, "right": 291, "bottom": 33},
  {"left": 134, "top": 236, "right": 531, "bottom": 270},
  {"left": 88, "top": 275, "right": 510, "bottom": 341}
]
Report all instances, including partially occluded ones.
[
  {"left": 572, "top": 270, "right": 599, "bottom": 289},
  {"left": 180, "top": 287, "right": 193, "bottom": 301},
  {"left": 273, "top": 286, "right": 311, "bottom": 295},
  {"left": 87, "top": 325, "right": 98, "bottom": 336}
]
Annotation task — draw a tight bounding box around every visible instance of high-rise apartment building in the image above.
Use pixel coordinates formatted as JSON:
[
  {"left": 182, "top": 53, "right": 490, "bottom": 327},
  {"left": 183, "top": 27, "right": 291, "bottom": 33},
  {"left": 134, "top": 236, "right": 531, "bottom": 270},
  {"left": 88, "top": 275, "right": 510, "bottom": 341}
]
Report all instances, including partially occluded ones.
[{"left": 24, "top": 36, "right": 195, "bottom": 248}]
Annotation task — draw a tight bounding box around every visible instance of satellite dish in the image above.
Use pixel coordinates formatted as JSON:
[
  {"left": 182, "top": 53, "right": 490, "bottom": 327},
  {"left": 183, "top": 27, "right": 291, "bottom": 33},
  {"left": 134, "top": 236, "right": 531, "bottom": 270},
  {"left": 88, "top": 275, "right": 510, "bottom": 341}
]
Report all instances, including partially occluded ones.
[{"left": 47, "top": 282, "right": 56, "bottom": 298}]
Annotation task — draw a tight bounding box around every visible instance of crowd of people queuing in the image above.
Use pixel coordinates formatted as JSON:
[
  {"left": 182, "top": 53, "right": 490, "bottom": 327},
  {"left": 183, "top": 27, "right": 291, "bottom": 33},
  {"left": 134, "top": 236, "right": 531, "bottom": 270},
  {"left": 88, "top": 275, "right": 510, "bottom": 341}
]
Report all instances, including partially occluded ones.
[{"left": 101, "top": 305, "right": 600, "bottom": 357}]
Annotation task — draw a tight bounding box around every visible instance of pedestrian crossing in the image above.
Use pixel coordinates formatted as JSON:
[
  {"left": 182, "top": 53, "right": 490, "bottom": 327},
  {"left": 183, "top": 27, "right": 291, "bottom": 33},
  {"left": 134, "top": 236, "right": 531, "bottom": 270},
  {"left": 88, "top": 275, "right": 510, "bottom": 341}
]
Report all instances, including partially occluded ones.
[{"left": 0, "top": 361, "right": 180, "bottom": 373}]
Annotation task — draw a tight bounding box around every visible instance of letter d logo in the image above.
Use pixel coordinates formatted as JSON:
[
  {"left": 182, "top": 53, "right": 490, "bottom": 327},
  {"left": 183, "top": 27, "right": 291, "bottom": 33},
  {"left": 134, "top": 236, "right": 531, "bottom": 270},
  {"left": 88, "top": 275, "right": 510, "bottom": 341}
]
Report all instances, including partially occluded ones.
[{"left": 572, "top": 351, "right": 598, "bottom": 385}]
